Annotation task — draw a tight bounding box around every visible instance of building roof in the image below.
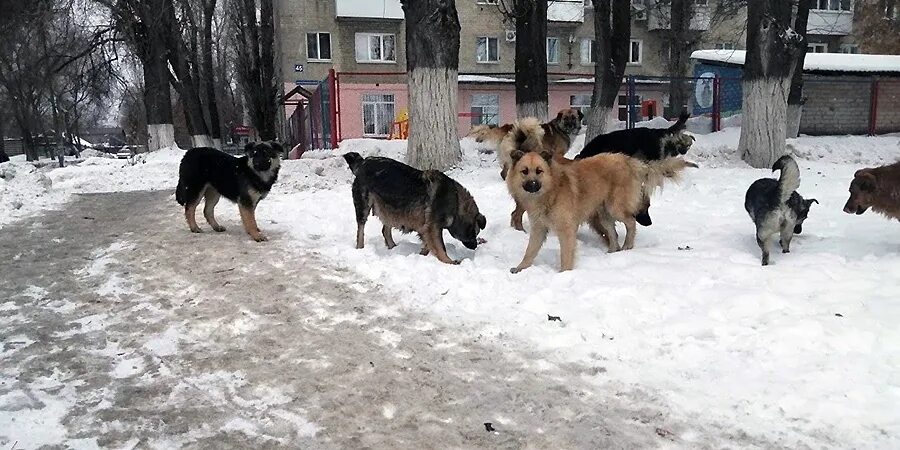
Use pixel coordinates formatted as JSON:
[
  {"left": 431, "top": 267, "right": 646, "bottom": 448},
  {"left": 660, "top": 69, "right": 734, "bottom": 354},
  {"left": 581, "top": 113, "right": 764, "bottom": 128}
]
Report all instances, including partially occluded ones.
[{"left": 690, "top": 50, "right": 900, "bottom": 74}]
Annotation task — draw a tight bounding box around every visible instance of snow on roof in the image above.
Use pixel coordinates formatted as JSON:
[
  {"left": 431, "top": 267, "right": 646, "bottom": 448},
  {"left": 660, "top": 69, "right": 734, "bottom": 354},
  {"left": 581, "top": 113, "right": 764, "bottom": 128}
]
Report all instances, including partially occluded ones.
[
  {"left": 690, "top": 50, "right": 900, "bottom": 74},
  {"left": 458, "top": 74, "right": 515, "bottom": 83}
]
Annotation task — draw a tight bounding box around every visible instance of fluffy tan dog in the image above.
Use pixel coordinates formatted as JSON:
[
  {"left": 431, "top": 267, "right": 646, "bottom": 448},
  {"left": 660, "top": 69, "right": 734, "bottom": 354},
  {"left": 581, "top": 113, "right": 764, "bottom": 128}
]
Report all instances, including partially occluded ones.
[{"left": 503, "top": 118, "right": 697, "bottom": 272}]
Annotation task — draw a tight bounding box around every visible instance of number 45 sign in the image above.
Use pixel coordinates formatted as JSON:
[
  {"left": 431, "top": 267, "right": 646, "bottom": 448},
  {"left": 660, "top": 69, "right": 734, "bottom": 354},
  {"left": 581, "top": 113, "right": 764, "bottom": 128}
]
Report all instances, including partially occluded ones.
[{"left": 294, "top": 64, "right": 304, "bottom": 73}]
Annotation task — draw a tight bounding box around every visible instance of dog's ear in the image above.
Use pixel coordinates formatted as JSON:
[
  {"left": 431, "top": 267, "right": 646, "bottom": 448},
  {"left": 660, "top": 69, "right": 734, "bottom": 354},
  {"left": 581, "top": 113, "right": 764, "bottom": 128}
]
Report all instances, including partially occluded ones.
[
  {"left": 555, "top": 110, "right": 564, "bottom": 121},
  {"left": 806, "top": 198, "right": 819, "bottom": 206},
  {"left": 268, "top": 141, "right": 284, "bottom": 157},
  {"left": 510, "top": 149, "right": 526, "bottom": 163},
  {"left": 476, "top": 213, "right": 486, "bottom": 230},
  {"left": 854, "top": 170, "right": 877, "bottom": 192},
  {"left": 244, "top": 142, "right": 255, "bottom": 154},
  {"left": 539, "top": 151, "right": 554, "bottom": 163}
]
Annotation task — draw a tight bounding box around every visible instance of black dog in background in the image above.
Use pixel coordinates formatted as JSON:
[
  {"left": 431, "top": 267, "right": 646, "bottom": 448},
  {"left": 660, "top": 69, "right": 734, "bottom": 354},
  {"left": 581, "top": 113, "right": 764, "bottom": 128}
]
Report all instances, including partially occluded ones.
[
  {"left": 343, "top": 152, "right": 486, "bottom": 265},
  {"left": 575, "top": 111, "right": 694, "bottom": 226},
  {"left": 176, "top": 142, "right": 282, "bottom": 242},
  {"left": 744, "top": 155, "right": 817, "bottom": 266}
]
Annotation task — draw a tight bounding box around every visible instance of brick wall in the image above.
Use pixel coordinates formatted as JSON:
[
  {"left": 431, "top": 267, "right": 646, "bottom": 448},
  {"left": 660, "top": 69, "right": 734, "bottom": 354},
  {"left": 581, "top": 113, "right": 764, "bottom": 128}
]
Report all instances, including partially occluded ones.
[
  {"left": 874, "top": 80, "right": 900, "bottom": 134},
  {"left": 800, "top": 76, "right": 873, "bottom": 135}
]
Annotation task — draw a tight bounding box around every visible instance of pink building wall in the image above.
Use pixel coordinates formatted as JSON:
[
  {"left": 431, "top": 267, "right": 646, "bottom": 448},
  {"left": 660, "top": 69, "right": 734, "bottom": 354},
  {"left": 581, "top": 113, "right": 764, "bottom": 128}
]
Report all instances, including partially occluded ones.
[{"left": 284, "top": 81, "right": 669, "bottom": 144}]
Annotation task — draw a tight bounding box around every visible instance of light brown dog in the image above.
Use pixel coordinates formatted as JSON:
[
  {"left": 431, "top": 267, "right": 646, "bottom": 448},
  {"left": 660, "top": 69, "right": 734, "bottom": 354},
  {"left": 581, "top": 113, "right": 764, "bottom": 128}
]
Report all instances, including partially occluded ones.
[
  {"left": 504, "top": 118, "right": 697, "bottom": 272},
  {"left": 475, "top": 108, "right": 584, "bottom": 231},
  {"left": 843, "top": 161, "right": 900, "bottom": 220}
]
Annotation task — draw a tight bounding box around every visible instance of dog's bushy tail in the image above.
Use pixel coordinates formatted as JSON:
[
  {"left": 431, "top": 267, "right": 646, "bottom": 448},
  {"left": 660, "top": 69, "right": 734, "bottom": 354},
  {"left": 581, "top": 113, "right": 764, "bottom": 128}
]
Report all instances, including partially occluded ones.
[
  {"left": 343, "top": 152, "right": 364, "bottom": 175},
  {"left": 498, "top": 118, "right": 545, "bottom": 177},
  {"left": 640, "top": 157, "right": 699, "bottom": 199},
  {"left": 667, "top": 111, "right": 690, "bottom": 134},
  {"left": 773, "top": 155, "right": 800, "bottom": 204}
]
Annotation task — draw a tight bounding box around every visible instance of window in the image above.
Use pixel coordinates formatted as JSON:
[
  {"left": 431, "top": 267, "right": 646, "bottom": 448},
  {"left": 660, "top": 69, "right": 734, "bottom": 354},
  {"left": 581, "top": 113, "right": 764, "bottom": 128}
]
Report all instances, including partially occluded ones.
[
  {"left": 580, "top": 38, "right": 597, "bottom": 65},
  {"left": 547, "top": 37, "right": 560, "bottom": 64},
  {"left": 629, "top": 40, "right": 642, "bottom": 64},
  {"left": 617, "top": 94, "right": 641, "bottom": 122},
  {"left": 570, "top": 94, "right": 591, "bottom": 118},
  {"left": 715, "top": 42, "right": 736, "bottom": 50},
  {"left": 306, "top": 32, "right": 331, "bottom": 61},
  {"left": 470, "top": 94, "right": 500, "bottom": 125},
  {"left": 840, "top": 44, "right": 860, "bottom": 54},
  {"left": 814, "top": 0, "right": 851, "bottom": 11},
  {"left": 808, "top": 43, "right": 828, "bottom": 53},
  {"left": 476, "top": 37, "right": 499, "bottom": 63},
  {"left": 355, "top": 33, "right": 396, "bottom": 63},
  {"left": 362, "top": 94, "right": 395, "bottom": 137}
]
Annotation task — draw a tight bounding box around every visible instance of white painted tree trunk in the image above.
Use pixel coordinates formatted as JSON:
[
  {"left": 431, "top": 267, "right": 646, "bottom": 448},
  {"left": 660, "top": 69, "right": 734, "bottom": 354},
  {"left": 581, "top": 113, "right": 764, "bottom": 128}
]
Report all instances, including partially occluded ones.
[
  {"left": 147, "top": 124, "right": 176, "bottom": 152},
  {"left": 739, "top": 78, "right": 791, "bottom": 168},
  {"left": 516, "top": 102, "right": 548, "bottom": 121},
  {"left": 585, "top": 106, "right": 614, "bottom": 142},
  {"left": 786, "top": 104, "right": 803, "bottom": 139},
  {"left": 406, "top": 68, "right": 461, "bottom": 171},
  {"left": 191, "top": 134, "right": 215, "bottom": 148}
]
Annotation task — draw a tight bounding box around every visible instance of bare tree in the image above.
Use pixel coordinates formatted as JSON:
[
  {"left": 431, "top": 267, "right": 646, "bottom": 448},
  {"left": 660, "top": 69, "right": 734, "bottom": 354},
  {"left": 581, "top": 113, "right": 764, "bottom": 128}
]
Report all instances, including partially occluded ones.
[
  {"left": 738, "top": 0, "right": 803, "bottom": 168},
  {"left": 498, "top": 0, "right": 549, "bottom": 120},
  {"left": 586, "top": 0, "right": 631, "bottom": 141},
  {"left": 400, "top": 0, "right": 462, "bottom": 170},
  {"left": 787, "top": 0, "right": 812, "bottom": 138},
  {"left": 854, "top": 0, "right": 900, "bottom": 54},
  {"left": 163, "top": 0, "right": 213, "bottom": 148},
  {"left": 230, "top": 0, "right": 278, "bottom": 141}
]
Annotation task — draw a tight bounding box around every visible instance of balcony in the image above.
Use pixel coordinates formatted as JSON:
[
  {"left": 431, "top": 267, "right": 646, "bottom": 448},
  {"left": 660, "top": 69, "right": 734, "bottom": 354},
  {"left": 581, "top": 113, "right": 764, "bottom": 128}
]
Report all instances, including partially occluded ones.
[
  {"left": 548, "top": 0, "right": 584, "bottom": 23},
  {"left": 807, "top": 8, "right": 853, "bottom": 36},
  {"left": 335, "top": 0, "right": 403, "bottom": 20}
]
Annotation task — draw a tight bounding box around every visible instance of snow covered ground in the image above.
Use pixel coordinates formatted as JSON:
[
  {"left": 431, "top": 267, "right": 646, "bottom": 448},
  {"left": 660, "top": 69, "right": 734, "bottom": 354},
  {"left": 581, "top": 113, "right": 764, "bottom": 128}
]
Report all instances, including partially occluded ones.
[{"left": 1, "top": 129, "right": 899, "bottom": 446}]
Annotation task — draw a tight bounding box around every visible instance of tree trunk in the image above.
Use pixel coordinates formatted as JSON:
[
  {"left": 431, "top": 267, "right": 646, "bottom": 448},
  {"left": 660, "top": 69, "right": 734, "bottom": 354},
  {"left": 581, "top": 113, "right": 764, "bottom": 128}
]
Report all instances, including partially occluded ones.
[
  {"left": 667, "top": 0, "right": 691, "bottom": 117},
  {"left": 586, "top": 0, "right": 630, "bottom": 141},
  {"left": 514, "top": 0, "right": 548, "bottom": 121},
  {"left": 401, "top": 0, "right": 462, "bottom": 171},
  {"left": 201, "top": 0, "right": 222, "bottom": 147},
  {"left": 164, "top": 0, "right": 212, "bottom": 148},
  {"left": 738, "top": 0, "right": 802, "bottom": 168},
  {"left": 787, "top": 0, "right": 812, "bottom": 139},
  {"left": 141, "top": 0, "right": 177, "bottom": 151},
  {"left": 258, "top": 0, "right": 277, "bottom": 140}
]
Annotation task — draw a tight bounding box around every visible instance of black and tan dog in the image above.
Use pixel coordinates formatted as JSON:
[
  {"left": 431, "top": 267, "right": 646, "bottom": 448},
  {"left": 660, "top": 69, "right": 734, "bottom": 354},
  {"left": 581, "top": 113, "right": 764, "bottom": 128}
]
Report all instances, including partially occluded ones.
[
  {"left": 575, "top": 111, "right": 694, "bottom": 226},
  {"left": 343, "top": 152, "right": 486, "bottom": 265},
  {"left": 175, "top": 142, "right": 282, "bottom": 242}
]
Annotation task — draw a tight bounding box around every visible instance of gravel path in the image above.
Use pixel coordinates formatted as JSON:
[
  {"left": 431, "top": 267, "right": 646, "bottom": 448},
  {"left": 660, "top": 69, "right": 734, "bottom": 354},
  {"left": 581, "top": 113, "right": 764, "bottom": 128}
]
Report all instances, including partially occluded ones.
[{"left": 0, "top": 191, "right": 756, "bottom": 448}]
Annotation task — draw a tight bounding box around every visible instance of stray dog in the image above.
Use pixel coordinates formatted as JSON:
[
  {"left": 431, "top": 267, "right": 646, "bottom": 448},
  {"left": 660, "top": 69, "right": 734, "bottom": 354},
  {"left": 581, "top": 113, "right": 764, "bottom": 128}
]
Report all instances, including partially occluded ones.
[
  {"left": 575, "top": 111, "right": 693, "bottom": 160},
  {"left": 744, "top": 155, "right": 817, "bottom": 266},
  {"left": 343, "top": 152, "right": 486, "bottom": 265},
  {"left": 504, "top": 119, "right": 697, "bottom": 272},
  {"left": 479, "top": 108, "right": 583, "bottom": 231},
  {"left": 468, "top": 107, "right": 583, "bottom": 169},
  {"left": 843, "top": 161, "right": 900, "bottom": 220},
  {"left": 575, "top": 111, "right": 694, "bottom": 226},
  {"left": 175, "top": 142, "right": 282, "bottom": 242}
]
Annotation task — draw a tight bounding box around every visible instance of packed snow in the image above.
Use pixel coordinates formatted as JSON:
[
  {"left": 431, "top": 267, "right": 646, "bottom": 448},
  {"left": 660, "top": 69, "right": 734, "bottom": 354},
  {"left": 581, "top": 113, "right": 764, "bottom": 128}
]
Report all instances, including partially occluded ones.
[{"left": 1, "top": 128, "right": 899, "bottom": 446}]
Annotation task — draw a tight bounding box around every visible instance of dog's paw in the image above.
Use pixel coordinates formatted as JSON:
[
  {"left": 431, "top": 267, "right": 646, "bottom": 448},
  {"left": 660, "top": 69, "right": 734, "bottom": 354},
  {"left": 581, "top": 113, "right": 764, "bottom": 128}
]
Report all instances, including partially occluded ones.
[
  {"left": 451, "top": 260, "right": 461, "bottom": 265},
  {"left": 477, "top": 237, "right": 487, "bottom": 244},
  {"left": 251, "top": 234, "right": 269, "bottom": 242},
  {"left": 190, "top": 227, "right": 203, "bottom": 233},
  {"left": 782, "top": 248, "right": 790, "bottom": 254},
  {"left": 212, "top": 225, "right": 226, "bottom": 232},
  {"left": 510, "top": 267, "right": 523, "bottom": 274}
]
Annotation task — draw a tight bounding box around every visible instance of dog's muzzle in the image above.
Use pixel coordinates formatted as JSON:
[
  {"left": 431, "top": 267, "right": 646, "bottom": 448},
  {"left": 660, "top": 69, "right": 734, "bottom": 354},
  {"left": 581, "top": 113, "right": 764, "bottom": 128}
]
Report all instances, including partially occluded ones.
[
  {"left": 843, "top": 202, "right": 866, "bottom": 215},
  {"left": 523, "top": 180, "right": 541, "bottom": 193},
  {"left": 254, "top": 159, "right": 272, "bottom": 171},
  {"left": 793, "top": 223, "right": 803, "bottom": 234},
  {"left": 462, "top": 240, "right": 478, "bottom": 250}
]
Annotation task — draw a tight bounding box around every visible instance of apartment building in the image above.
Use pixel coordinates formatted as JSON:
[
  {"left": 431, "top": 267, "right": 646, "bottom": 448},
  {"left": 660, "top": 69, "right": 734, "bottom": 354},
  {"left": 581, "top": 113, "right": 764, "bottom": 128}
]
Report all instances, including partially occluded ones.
[{"left": 277, "top": 0, "right": 861, "bottom": 145}]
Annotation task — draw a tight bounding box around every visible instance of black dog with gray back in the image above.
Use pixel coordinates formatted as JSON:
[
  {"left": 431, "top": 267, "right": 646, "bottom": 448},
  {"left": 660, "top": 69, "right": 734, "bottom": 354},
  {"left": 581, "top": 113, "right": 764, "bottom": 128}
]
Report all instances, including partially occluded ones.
[{"left": 744, "top": 155, "right": 818, "bottom": 266}]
